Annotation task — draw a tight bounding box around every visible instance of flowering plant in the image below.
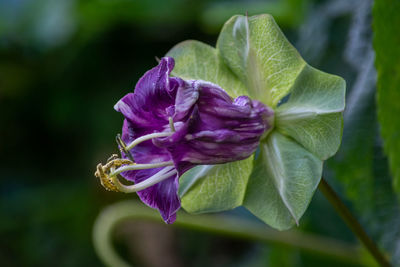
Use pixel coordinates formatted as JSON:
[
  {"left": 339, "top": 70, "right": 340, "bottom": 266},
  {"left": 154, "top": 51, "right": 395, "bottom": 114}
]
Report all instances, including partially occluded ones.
[
  {"left": 96, "top": 56, "right": 273, "bottom": 223},
  {"left": 95, "top": 14, "right": 345, "bottom": 230}
]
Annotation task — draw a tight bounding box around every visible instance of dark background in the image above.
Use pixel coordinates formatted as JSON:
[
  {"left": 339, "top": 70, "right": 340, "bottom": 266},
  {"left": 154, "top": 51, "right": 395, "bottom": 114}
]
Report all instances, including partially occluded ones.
[{"left": 1, "top": 0, "right": 399, "bottom": 266}]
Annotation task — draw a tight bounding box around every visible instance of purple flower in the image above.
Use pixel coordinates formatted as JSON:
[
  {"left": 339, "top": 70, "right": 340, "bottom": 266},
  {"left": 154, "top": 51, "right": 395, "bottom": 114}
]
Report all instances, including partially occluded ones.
[{"left": 96, "top": 57, "right": 274, "bottom": 223}]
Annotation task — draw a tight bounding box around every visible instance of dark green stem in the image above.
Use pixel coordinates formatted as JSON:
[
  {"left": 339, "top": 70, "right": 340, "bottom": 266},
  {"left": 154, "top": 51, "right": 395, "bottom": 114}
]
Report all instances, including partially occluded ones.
[
  {"left": 93, "top": 200, "right": 366, "bottom": 267},
  {"left": 319, "top": 178, "right": 391, "bottom": 267}
]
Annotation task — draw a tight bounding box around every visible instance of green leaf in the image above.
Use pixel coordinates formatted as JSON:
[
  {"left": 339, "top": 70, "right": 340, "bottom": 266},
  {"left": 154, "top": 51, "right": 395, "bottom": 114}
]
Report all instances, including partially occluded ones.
[
  {"left": 244, "top": 132, "right": 322, "bottom": 230},
  {"left": 328, "top": 91, "right": 376, "bottom": 214},
  {"left": 216, "top": 14, "right": 306, "bottom": 107},
  {"left": 166, "top": 40, "right": 247, "bottom": 97},
  {"left": 275, "top": 65, "right": 345, "bottom": 160},
  {"left": 373, "top": 0, "right": 400, "bottom": 193},
  {"left": 178, "top": 157, "right": 253, "bottom": 213}
]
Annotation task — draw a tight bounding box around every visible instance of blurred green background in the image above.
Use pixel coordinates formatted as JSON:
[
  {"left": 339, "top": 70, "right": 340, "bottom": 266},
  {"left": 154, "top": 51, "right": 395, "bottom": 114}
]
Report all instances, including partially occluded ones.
[{"left": 1, "top": 0, "right": 399, "bottom": 266}]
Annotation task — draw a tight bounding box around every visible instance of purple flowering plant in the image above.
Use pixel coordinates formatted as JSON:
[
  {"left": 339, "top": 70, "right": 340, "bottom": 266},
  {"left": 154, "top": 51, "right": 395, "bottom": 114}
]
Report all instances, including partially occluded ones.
[{"left": 95, "top": 14, "right": 345, "bottom": 230}]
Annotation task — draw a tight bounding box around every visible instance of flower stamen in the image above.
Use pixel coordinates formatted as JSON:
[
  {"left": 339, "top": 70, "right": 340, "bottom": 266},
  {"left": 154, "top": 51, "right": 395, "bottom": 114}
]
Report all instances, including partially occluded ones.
[
  {"left": 112, "top": 166, "right": 177, "bottom": 193},
  {"left": 116, "top": 134, "right": 134, "bottom": 162},
  {"left": 95, "top": 154, "right": 176, "bottom": 193},
  {"left": 110, "top": 161, "right": 174, "bottom": 177},
  {"left": 169, "top": 117, "right": 176, "bottom": 132},
  {"left": 94, "top": 155, "right": 133, "bottom": 192},
  {"left": 125, "top": 132, "right": 173, "bottom": 151}
]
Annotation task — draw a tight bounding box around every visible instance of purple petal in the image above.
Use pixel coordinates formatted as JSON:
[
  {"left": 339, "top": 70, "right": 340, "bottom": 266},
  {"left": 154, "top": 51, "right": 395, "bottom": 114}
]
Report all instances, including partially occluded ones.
[
  {"left": 120, "top": 167, "right": 180, "bottom": 224},
  {"left": 114, "top": 57, "right": 184, "bottom": 132},
  {"left": 121, "top": 119, "right": 170, "bottom": 164},
  {"left": 173, "top": 81, "right": 199, "bottom": 121},
  {"left": 158, "top": 80, "right": 273, "bottom": 166}
]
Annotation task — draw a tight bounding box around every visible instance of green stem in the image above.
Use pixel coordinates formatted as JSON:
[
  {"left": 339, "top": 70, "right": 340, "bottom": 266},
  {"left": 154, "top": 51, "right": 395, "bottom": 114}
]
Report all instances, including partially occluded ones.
[
  {"left": 318, "top": 178, "right": 391, "bottom": 267},
  {"left": 93, "top": 200, "right": 365, "bottom": 267}
]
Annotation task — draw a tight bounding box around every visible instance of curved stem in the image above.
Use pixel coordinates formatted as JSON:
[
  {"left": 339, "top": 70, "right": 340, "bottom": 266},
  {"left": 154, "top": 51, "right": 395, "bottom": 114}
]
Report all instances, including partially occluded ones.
[
  {"left": 93, "top": 201, "right": 366, "bottom": 267},
  {"left": 318, "top": 178, "right": 391, "bottom": 267}
]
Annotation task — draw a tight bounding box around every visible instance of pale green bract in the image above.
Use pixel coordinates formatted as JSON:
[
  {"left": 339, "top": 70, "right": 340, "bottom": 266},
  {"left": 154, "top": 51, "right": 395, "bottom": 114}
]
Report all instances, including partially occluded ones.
[
  {"left": 179, "top": 157, "right": 253, "bottom": 213},
  {"left": 217, "top": 14, "right": 306, "bottom": 107},
  {"left": 276, "top": 65, "right": 345, "bottom": 160},
  {"left": 244, "top": 132, "right": 322, "bottom": 230},
  {"left": 166, "top": 14, "right": 345, "bottom": 230},
  {"left": 167, "top": 40, "right": 247, "bottom": 97}
]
